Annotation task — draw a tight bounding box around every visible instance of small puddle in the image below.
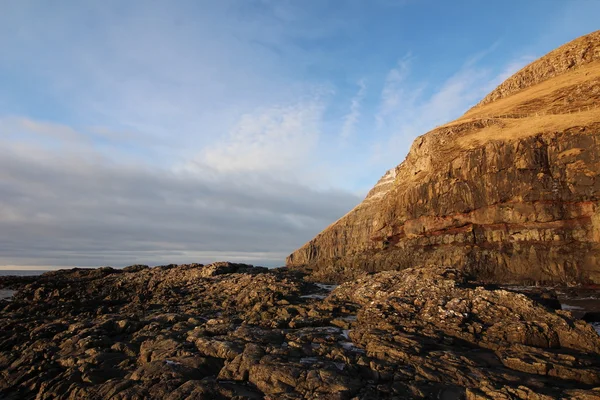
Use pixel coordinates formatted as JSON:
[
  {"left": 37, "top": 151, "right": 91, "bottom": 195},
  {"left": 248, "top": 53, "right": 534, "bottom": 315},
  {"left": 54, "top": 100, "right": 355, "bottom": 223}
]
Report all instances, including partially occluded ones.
[
  {"left": 560, "top": 303, "right": 585, "bottom": 311},
  {"left": 300, "top": 357, "right": 319, "bottom": 365},
  {"left": 339, "top": 341, "right": 366, "bottom": 353},
  {"left": 315, "top": 283, "right": 338, "bottom": 291},
  {"left": 301, "top": 283, "right": 339, "bottom": 301},
  {"left": 0, "top": 290, "right": 15, "bottom": 301},
  {"left": 300, "top": 294, "right": 327, "bottom": 300},
  {"left": 557, "top": 297, "right": 600, "bottom": 337}
]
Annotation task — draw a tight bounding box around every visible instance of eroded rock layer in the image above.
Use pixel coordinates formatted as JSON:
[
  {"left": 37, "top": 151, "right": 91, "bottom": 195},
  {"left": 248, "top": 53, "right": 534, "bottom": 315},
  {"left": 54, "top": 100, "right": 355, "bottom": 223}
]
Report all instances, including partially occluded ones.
[{"left": 287, "top": 30, "right": 600, "bottom": 284}]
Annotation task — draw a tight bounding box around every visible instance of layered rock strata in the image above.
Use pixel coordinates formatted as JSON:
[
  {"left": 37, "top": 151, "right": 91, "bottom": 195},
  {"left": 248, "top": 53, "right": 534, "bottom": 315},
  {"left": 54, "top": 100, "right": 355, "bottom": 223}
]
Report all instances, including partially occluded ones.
[{"left": 287, "top": 30, "right": 600, "bottom": 284}]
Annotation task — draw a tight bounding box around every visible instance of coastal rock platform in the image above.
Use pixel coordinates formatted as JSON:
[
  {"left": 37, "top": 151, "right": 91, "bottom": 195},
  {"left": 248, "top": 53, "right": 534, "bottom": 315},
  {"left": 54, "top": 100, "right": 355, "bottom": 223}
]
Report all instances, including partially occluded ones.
[{"left": 1, "top": 263, "right": 599, "bottom": 399}]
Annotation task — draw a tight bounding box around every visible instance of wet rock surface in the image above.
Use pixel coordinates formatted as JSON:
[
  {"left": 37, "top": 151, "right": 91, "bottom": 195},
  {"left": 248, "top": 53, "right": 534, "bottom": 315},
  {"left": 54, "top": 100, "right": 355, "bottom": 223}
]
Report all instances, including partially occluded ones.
[{"left": 1, "top": 263, "right": 600, "bottom": 399}]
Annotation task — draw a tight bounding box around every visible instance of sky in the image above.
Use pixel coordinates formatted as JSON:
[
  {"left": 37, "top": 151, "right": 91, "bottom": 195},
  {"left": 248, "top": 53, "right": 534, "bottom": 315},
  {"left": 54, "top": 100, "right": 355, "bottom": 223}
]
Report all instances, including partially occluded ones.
[{"left": 0, "top": 0, "right": 599, "bottom": 270}]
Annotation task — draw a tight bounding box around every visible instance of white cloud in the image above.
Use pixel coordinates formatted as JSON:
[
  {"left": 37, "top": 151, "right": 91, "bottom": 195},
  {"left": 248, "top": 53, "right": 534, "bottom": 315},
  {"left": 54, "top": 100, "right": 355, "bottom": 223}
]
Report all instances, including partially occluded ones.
[
  {"left": 0, "top": 117, "right": 84, "bottom": 143},
  {"left": 193, "top": 101, "right": 324, "bottom": 176},
  {"left": 0, "top": 1, "right": 325, "bottom": 158},
  {"left": 340, "top": 79, "right": 367, "bottom": 141},
  {"left": 424, "top": 67, "right": 490, "bottom": 122},
  {"left": 375, "top": 54, "right": 413, "bottom": 129}
]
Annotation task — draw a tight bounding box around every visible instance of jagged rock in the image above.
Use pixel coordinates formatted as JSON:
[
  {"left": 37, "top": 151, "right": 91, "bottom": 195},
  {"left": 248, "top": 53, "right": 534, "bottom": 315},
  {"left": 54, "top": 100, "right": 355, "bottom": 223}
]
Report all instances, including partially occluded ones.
[
  {"left": 218, "top": 343, "right": 265, "bottom": 381},
  {"left": 584, "top": 312, "right": 600, "bottom": 322},
  {"left": 187, "top": 335, "right": 243, "bottom": 360},
  {"left": 1, "top": 262, "right": 599, "bottom": 399},
  {"left": 122, "top": 264, "right": 150, "bottom": 273},
  {"left": 327, "top": 265, "right": 600, "bottom": 397}
]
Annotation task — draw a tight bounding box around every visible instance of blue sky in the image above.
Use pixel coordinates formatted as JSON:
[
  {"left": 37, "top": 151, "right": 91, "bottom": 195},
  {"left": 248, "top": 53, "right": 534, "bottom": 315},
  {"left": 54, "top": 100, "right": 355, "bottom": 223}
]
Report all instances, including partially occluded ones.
[{"left": 0, "top": 0, "right": 598, "bottom": 269}]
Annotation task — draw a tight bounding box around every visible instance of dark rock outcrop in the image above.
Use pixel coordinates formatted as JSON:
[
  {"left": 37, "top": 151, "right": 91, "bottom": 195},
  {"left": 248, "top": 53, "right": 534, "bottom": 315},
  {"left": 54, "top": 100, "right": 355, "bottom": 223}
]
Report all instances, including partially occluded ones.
[
  {"left": 287, "top": 30, "right": 600, "bottom": 284},
  {"left": 1, "top": 263, "right": 600, "bottom": 399}
]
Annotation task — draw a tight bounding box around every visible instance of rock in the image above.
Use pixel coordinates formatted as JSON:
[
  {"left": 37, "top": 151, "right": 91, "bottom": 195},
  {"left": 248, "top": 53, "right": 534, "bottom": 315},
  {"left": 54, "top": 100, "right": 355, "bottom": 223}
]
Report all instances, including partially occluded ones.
[
  {"left": 199, "top": 261, "right": 267, "bottom": 277},
  {"left": 248, "top": 359, "right": 362, "bottom": 399},
  {"left": 287, "top": 30, "right": 600, "bottom": 285},
  {"left": 327, "top": 266, "right": 600, "bottom": 397},
  {"left": 187, "top": 335, "right": 243, "bottom": 360},
  {"left": 218, "top": 343, "right": 265, "bottom": 381},
  {"left": 138, "top": 337, "right": 194, "bottom": 363},
  {"left": 478, "top": 31, "right": 600, "bottom": 106},
  {"left": 123, "top": 264, "right": 150, "bottom": 273},
  {"left": 583, "top": 312, "right": 600, "bottom": 322},
  {"left": 129, "top": 357, "right": 224, "bottom": 381},
  {"left": 1, "top": 262, "right": 600, "bottom": 398}
]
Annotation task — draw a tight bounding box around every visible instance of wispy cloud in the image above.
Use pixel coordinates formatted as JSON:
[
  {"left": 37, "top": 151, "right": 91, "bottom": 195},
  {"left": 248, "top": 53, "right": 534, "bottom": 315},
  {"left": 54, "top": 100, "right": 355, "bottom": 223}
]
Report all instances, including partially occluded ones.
[
  {"left": 197, "top": 101, "right": 324, "bottom": 176},
  {"left": 375, "top": 54, "right": 413, "bottom": 129},
  {"left": 0, "top": 117, "right": 84, "bottom": 143},
  {"left": 0, "top": 41, "right": 536, "bottom": 269},
  {"left": 340, "top": 80, "right": 367, "bottom": 141}
]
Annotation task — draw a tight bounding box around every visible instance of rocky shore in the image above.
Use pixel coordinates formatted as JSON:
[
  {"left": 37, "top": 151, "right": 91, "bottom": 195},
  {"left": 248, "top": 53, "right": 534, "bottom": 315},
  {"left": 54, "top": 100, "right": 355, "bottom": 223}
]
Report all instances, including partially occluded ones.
[{"left": 1, "top": 262, "right": 600, "bottom": 399}]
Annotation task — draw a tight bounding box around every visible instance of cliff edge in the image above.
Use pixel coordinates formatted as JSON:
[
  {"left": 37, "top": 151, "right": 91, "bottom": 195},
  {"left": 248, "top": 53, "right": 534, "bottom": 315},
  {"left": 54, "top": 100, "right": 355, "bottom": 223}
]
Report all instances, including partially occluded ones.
[{"left": 287, "top": 30, "right": 600, "bottom": 284}]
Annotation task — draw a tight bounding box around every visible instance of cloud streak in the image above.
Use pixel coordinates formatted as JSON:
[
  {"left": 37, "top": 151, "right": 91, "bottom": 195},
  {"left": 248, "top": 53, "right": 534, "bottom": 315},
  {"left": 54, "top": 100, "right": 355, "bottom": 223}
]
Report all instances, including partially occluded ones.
[
  {"left": 375, "top": 54, "right": 413, "bottom": 129},
  {"left": 340, "top": 80, "right": 367, "bottom": 141},
  {"left": 198, "top": 101, "right": 324, "bottom": 176}
]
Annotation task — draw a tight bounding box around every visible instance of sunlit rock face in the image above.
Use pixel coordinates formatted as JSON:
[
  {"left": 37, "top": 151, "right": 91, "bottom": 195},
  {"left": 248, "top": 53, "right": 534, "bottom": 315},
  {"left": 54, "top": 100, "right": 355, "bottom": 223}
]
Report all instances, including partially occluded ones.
[{"left": 287, "top": 30, "right": 600, "bottom": 284}]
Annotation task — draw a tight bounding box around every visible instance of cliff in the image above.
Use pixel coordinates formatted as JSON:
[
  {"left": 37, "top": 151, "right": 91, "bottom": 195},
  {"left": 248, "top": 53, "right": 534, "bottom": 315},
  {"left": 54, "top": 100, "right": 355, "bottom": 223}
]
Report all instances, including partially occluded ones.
[{"left": 287, "top": 30, "right": 600, "bottom": 284}]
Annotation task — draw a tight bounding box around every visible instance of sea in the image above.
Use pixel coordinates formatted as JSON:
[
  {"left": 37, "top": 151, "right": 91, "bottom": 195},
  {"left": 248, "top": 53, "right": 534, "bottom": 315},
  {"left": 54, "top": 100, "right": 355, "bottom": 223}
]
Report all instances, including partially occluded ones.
[
  {"left": 0, "top": 270, "right": 50, "bottom": 276},
  {"left": 0, "top": 270, "right": 50, "bottom": 300}
]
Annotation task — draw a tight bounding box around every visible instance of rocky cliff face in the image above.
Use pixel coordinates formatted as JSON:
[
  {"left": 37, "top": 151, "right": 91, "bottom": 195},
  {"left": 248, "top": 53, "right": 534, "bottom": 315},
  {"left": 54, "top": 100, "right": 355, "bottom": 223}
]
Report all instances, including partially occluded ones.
[{"left": 287, "top": 30, "right": 600, "bottom": 284}]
